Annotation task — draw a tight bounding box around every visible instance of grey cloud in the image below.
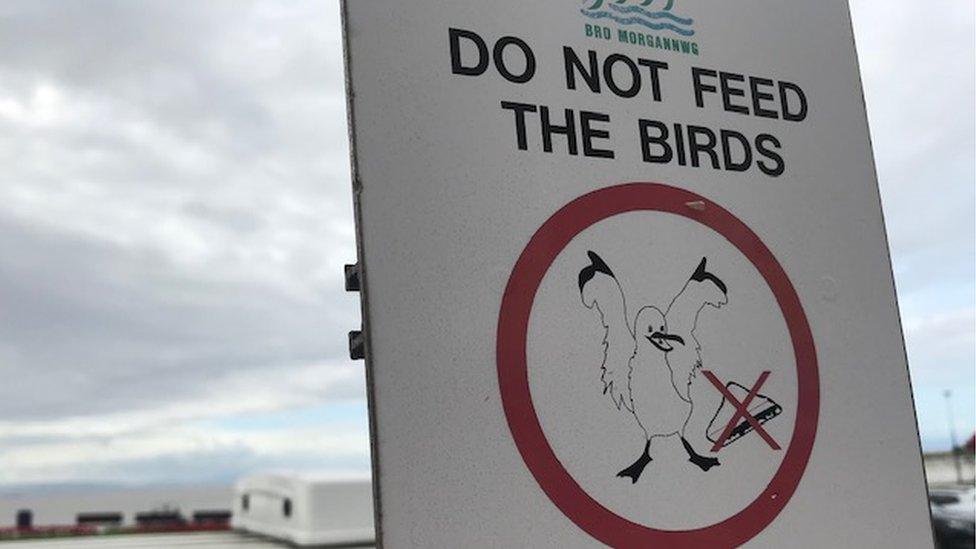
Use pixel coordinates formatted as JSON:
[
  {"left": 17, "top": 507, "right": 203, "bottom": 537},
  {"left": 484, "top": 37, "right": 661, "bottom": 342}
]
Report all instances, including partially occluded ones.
[
  {"left": 0, "top": 0, "right": 360, "bottom": 427},
  {"left": 0, "top": 211, "right": 360, "bottom": 420},
  {"left": 852, "top": 0, "right": 975, "bottom": 295}
]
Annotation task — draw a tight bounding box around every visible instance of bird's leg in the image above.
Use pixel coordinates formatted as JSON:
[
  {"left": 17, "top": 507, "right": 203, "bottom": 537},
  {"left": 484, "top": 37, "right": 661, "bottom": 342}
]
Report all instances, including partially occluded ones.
[
  {"left": 616, "top": 439, "right": 653, "bottom": 483},
  {"left": 681, "top": 437, "right": 720, "bottom": 471}
]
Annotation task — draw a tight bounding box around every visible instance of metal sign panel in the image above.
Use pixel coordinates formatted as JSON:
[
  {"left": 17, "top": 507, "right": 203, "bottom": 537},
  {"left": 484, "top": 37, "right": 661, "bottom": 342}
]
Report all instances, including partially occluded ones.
[{"left": 341, "top": 1, "right": 932, "bottom": 546}]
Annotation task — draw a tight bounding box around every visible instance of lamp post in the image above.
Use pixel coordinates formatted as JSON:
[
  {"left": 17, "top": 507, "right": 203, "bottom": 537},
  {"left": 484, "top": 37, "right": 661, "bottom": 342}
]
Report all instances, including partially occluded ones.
[{"left": 943, "top": 390, "right": 962, "bottom": 485}]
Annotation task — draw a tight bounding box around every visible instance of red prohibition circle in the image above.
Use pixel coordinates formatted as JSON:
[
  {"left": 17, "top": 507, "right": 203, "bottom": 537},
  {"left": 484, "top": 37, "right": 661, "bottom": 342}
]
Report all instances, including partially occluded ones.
[{"left": 496, "top": 183, "right": 819, "bottom": 548}]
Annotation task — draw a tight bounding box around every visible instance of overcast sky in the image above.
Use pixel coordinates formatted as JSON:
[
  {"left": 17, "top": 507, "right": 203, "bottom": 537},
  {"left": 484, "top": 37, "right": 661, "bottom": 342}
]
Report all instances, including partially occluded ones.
[{"left": 0, "top": 1, "right": 972, "bottom": 487}]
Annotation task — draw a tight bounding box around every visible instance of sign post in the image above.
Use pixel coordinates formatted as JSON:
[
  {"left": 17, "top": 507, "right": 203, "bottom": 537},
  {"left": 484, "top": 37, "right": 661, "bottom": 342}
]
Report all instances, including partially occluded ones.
[{"left": 341, "top": 1, "right": 932, "bottom": 546}]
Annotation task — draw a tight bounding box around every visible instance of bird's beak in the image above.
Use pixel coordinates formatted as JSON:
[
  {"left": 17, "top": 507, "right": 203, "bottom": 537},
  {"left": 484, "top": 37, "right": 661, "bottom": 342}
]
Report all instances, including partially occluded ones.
[{"left": 647, "top": 331, "right": 684, "bottom": 353}]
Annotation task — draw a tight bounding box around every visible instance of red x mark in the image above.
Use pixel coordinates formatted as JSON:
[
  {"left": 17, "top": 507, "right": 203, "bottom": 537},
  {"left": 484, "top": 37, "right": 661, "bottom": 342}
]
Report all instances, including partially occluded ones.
[{"left": 702, "top": 370, "right": 781, "bottom": 452}]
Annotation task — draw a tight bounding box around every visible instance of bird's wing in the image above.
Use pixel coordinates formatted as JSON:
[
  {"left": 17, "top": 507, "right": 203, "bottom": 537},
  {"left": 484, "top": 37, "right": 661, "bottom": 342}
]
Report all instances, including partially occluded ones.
[
  {"left": 579, "top": 251, "right": 636, "bottom": 412},
  {"left": 666, "top": 257, "right": 729, "bottom": 349},
  {"left": 664, "top": 258, "right": 729, "bottom": 401}
]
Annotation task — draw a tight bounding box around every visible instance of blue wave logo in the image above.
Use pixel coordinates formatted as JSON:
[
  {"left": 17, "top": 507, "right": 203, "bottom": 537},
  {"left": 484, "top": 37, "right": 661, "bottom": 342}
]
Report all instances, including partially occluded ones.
[{"left": 581, "top": 0, "right": 696, "bottom": 37}]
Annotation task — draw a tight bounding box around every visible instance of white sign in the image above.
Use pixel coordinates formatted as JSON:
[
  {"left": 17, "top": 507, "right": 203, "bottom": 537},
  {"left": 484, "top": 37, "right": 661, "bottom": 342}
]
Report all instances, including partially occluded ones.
[{"left": 341, "top": 1, "right": 932, "bottom": 546}]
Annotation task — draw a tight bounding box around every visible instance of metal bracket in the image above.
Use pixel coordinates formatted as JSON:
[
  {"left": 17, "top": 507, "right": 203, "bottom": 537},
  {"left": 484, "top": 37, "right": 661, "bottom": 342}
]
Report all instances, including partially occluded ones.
[
  {"left": 345, "top": 263, "right": 361, "bottom": 292},
  {"left": 349, "top": 330, "right": 365, "bottom": 361}
]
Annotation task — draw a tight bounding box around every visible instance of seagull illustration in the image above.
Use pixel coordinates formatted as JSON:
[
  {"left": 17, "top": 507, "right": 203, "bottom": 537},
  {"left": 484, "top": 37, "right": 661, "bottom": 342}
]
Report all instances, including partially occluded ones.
[{"left": 579, "top": 251, "right": 728, "bottom": 483}]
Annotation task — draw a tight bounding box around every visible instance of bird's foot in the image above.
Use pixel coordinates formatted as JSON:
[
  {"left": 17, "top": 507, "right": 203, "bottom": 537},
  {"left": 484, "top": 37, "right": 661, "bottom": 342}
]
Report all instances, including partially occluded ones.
[
  {"left": 688, "top": 453, "right": 720, "bottom": 472},
  {"left": 616, "top": 457, "right": 653, "bottom": 484},
  {"left": 616, "top": 440, "right": 653, "bottom": 483},
  {"left": 681, "top": 437, "right": 720, "bottom": 472}
]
